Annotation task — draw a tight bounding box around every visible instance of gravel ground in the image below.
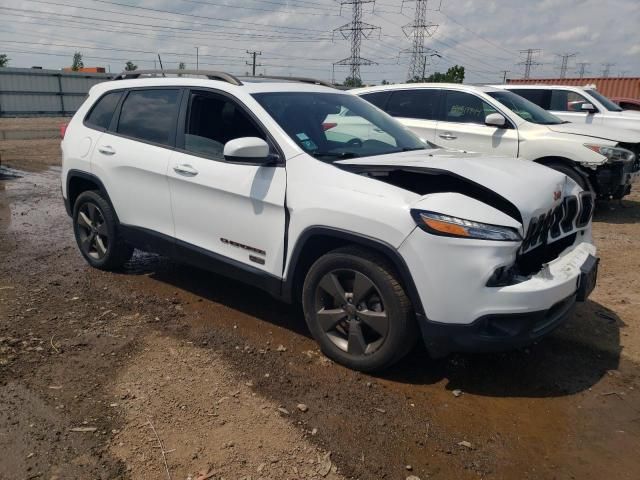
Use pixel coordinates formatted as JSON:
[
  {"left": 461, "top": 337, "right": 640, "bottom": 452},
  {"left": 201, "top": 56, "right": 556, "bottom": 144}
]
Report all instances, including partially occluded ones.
[{"left": 1, "top": 124, "right": 639, "bottom": 479}]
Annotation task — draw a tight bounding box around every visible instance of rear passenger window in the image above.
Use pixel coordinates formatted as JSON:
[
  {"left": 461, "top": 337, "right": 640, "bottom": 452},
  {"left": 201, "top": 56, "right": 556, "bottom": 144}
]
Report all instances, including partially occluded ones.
[
  {"left": 117, "top": 89, "right": 180, "bottom": 146},
  {"left": 387, "top": 90, "right": 440, "bottom": 120},
  {"left": 360, "top": 91, "right": 391, "bottom": 110},
  {"left": 443, "top": 91, "right": 494, "bottom": 125},
  {"left": 85, "top": 91, "right": 122, "bottom": 130}
]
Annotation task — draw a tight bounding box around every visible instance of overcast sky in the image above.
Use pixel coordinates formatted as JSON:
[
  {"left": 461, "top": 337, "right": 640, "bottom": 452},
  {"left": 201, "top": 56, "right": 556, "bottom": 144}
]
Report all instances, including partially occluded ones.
[{"left": 0, "top": 0, "right": 638, "bottom": 84}]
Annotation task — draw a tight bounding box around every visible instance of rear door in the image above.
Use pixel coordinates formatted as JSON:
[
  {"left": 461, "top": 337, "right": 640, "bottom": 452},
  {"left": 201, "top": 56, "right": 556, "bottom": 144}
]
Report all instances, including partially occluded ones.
[
  {"left": 91, "top": 88, "right": 180, "bottom": 237},
  {"left": 167, "top": 89, "right": 287, "bottom": 277},
  {"left": 435, "top": 90, "right": 519, "bottom": 157},
  {"left": 384, "top": 88, "right": 441, "bottom": 143}
]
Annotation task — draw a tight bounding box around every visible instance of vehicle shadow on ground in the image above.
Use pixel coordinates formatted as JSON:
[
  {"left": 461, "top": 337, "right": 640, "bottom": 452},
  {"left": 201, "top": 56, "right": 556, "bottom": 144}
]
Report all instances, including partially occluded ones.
[
  {"left": 381, "top": 300, "right": 623, "bottom": 397},
  {"left": 122, "top": 252, "right": 623, "bottom": 399},
  {"left": 124, "top": 251, "right": 310, "bottom": 338},
  {"left": 594, "top": 198, "right": 640, "bottom": 224}
]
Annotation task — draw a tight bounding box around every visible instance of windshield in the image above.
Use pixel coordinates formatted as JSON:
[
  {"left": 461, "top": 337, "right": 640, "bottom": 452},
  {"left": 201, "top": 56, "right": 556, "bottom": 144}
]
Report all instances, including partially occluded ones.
[
  {"left": 488, "top": 90, "right": 564, "bottom": 125},
  {"left": 252, "top": 92, "right": 427, "bottom": 161},
  {"left": 587, "top": 89, "right": 623, "bottom": 112}
]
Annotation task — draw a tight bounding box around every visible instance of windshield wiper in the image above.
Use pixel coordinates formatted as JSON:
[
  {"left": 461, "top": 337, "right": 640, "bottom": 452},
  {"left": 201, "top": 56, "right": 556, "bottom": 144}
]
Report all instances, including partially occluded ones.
[
  {"left": 312, "top": 151, "right": 358, "bottom": 160},
  {"left": 401, "top": 146, "right": 427, "bottom": 152}
]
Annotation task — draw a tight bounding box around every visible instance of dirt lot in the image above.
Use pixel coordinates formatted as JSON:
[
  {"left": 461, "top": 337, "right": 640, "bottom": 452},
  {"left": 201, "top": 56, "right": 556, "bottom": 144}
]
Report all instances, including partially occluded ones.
[{"left": 1, "top": 118, "right": 640, "bottom": 480}]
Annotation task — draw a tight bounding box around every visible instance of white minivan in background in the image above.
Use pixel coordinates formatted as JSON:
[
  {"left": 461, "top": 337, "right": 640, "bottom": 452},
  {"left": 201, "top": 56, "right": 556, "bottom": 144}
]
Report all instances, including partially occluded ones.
[
  {"left": 498, "top": 84, "right": 640, "bottom": 133},
  {"left": 353, "top": 83, "right": 640, "bottom": 200}
]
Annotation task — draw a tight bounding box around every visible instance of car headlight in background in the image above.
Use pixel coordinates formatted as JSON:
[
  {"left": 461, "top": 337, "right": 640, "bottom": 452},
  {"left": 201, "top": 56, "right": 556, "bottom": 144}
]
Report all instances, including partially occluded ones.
[
  {"left": 411, "top": 210, "right": 522, "bottom": 241},
  {"left": 584, "top": 144, "right": 635, "bottom": 162}
]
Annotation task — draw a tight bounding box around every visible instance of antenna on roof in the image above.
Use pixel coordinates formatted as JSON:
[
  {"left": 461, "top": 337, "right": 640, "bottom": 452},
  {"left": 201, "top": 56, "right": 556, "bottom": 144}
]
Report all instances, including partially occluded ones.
[{"left": 157, "top": 54, "right": 165, "bottom": 77}]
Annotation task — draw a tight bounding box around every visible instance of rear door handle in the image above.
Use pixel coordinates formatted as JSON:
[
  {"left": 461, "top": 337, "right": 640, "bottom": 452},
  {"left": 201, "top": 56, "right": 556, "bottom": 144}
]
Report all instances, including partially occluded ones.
[
  {"left": 173, "top": 164, "right": 199, "bottom": 176},
  {"left": 98, "top": 145, "right": 115, "bottom": 155},
  {"left": 438, "top": 133, "right": 457, "bottom": 140}
]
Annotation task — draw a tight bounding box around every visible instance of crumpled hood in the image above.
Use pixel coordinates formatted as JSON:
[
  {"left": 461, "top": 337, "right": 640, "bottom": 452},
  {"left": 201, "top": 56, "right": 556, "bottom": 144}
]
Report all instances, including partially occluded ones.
[
  {"left": 337, "top": 149, "right": 571, "bottom": 229},
  {"left": 546, "top": 122, "right": 640, "bottom": 143}
]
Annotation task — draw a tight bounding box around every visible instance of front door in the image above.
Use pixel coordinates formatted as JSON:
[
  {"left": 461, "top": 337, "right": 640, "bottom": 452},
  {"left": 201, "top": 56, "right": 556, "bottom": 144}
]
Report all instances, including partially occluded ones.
[
  {"left": 168, "top": 89, "right": 287, "bottom": 277},
  {"left": 548, "top": 89, "right": 603, "bottom": 126},
  {"left": 435, "top": 90, "right": 519, "bottom": 157}
]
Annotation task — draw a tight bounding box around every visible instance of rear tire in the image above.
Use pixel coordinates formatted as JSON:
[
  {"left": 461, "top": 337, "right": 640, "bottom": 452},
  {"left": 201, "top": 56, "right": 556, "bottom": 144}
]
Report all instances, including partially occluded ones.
[
  {"left": 73, "top": 190, "right": 133, "bottom": 270},
  {"left": 302, "top": 246, "right": 417, "bottom": 372}
]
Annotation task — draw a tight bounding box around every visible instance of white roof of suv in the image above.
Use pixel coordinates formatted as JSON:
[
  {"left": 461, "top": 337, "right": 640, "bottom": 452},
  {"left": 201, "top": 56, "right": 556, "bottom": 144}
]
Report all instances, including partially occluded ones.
[{"left": 352, "top": 83, "right": 502, "bottom": 94}]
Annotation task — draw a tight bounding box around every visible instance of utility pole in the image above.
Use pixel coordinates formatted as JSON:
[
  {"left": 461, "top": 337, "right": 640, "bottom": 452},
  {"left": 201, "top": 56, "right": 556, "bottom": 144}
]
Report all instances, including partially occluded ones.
[
  {"left": 246, "top": 51, "right": 262, "bottom": 76},
  {"left": 334, "top": 0, "right": 380, "bottom": 85},
  {"left": 601, "top": 63, "right": 615, "bottom": 78},
  {"left": 401, "top": 0, "right": 439, "bottom": 81},
  {"left": 195, "top": 47, "right": 199, "bottom": 70},
  {"left": 518, "top": 48, "right": 542, "bottom": 79},
  {"left": 576, "top": 62, "right": 589, "bottom": 79},
  {"left": 500, "top": 70, "right": 510, "bottom": 84},
  {"left": 556, "top": 52, "right": 577, "bottom": 79}
]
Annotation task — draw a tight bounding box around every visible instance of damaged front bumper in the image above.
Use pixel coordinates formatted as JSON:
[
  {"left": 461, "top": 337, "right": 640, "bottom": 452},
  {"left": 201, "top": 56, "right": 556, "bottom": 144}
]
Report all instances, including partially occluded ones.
[
  {"left": 590, "top": 157, "right": 639, "bottom": 199},
  {"left": 401, "top": 224, "right": 598, "bottom": 356}
]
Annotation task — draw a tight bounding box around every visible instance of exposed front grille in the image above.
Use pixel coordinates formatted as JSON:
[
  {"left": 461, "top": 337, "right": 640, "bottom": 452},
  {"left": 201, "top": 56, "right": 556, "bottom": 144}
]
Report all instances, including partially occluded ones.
[{"left": 521, "top": 192, "right": 593, "bottom": 253}]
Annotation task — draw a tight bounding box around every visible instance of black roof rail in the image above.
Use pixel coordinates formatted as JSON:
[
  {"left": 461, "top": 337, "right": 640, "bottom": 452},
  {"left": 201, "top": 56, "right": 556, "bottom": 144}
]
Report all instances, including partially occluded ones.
[
  {"left": 114, "top": 69, "right": 243, "bottom": 86},
  {"left": 245, "top": 75, "right": 335, "bottom": 88}
]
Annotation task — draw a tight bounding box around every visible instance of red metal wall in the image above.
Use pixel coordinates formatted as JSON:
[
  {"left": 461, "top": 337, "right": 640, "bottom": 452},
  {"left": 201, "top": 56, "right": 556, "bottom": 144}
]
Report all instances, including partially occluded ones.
[{"left": 506, "top": 77, "right": 640, "bottom": 99}]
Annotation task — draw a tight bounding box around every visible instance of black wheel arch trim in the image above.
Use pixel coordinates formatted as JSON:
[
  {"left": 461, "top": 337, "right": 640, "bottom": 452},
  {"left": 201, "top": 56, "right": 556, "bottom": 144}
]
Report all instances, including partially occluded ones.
[
  {"left": 282, "top": 226, "right": 425, "bottom": 316},
  {"left": 65, "top": 170, "right": 118, "bottom": 220}
]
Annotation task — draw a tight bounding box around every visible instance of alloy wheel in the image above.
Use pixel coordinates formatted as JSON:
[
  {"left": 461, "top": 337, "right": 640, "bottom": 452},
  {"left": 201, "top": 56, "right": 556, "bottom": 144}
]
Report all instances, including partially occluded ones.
[
  {"left": 76, "top": 202, "right": 109, "bottom": 260},
  {"left": 314, "top": 269, "right": 388, "bottom": 356}
]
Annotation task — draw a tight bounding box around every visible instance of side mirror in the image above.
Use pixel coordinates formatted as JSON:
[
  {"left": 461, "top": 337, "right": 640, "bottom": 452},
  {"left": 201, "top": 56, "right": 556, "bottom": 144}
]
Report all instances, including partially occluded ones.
[
  {"left": 223, "top": 137, "right": 272, "bottom": 163},
  {"left": 581, "top": 103, "right": 597, "bottom": 113},
  {"left": 485, "top": 112, "right": 507, "bottom": 128}
]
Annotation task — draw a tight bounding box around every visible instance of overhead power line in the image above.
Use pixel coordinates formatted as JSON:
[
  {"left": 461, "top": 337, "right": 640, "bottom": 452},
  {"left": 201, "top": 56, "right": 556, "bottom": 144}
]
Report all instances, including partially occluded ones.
[
  {"left": 556, "top": 52, "right": 577, "bottom": 78},
  {"left": 518, "top": 48, "right": 542, "bottom": 79},
  {"left": 333, "top": 0, "right": 381, "bottom": 83},
  {"left": 401, "top": 0, "right": 440, "bottom": 80}
]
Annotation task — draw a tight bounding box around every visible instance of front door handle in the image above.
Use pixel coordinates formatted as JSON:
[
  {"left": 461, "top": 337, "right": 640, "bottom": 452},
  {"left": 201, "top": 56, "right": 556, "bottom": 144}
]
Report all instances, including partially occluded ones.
[
  {"left": 173, "top": 164, "right": 199, "bottom": 176},
  {"left": 438, "top": 132, "right": 457, "bottom": 140},
  {"left": 98, "top": 145, "right": 115, "bottom": 155}
]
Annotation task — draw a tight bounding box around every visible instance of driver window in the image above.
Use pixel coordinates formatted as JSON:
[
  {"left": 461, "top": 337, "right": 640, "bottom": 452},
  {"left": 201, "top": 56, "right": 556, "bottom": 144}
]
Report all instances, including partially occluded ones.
[
  {"left": 550, "top": 90, "right": 590, "bottom": 112},
  {"left": 444, "top": 91, "right": 494, "bottom": 125},
  {"left": 185, "top": 91, "right": 265, "bottom": 160}
]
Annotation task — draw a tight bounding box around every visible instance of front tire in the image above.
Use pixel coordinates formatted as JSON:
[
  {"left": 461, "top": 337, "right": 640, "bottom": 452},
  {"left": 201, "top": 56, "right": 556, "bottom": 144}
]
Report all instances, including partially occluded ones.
[
  {"left": 73, "top": 190, "right": 133, "bottom": 270},
  {"left": 302, "top": 246, "right": 417, "bottom": 372},
  {"left": 545, "top": 161, "right": 594, "bottom": 194}
]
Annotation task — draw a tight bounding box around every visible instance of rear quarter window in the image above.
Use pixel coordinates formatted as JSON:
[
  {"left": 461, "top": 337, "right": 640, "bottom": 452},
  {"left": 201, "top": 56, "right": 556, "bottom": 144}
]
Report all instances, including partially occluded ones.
[
  {"left": 84, "top": 91, "right": 123, "bottom": 130},
  {"left": 117, "top": 89, "right": 180, "bottom": 146}
]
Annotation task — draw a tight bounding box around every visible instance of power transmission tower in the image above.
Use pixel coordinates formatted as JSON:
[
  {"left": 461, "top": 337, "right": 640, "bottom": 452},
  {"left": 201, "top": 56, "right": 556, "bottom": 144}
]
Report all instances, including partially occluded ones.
[
  {"left": 556, "top": 52, "right": 577, "bottom": 78},
  {"left": 401, "top": 0, "right": 439, "bottom": 81},
  {"left": 246, "top": 51, "right": 262, "bottom": 76},
  {"left": 576, "top": 62, "right": 589, "bottom": 79},
  {"left": 334, "top": 0, "right": 380, "bottom": 84},
  {"left": 601, "top": 63, "right": 615, "bottom": 78},
  {"left": 518, "top": 49, "right": 542, "bottom": 79}
]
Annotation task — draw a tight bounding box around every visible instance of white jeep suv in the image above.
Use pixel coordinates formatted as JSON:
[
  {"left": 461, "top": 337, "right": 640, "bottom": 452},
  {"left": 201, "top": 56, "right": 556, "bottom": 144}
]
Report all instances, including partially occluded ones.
[
  {"left": 61, "top": 71, "right": 598, "bottom": 371},
  {"left": 353, "top": 83, "right": 640, "bottom": 200}
]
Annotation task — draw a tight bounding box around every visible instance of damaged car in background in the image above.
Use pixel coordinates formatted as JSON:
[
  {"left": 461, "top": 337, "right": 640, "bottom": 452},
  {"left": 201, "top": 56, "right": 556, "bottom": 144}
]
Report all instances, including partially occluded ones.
[{"left": 62, "top": 73, "right": 598, "bottom": 371}]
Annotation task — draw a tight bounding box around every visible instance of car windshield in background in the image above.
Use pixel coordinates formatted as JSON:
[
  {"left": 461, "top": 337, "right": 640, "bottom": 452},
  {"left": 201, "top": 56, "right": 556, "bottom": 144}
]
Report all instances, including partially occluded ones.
[
  {"left": 488, "top": 90, "right": 564, "bottom": 125},
  {"left": 587, "top": 89, "right": 623, "bottom": 112},
  {"left": 252, "top": 92, "right": 427, "bottom": 161}
]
